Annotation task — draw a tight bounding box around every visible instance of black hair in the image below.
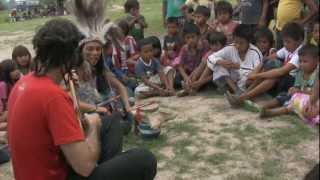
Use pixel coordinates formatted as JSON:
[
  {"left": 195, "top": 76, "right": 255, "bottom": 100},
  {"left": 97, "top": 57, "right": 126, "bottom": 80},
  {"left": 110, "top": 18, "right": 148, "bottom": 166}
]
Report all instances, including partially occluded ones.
[
  {"left": 118, "top": 20, "right": 130, "bottom": 36},
  {"left": 0, "top": 59, "right": 18, "bottom": 85},
  {"left": 12, "top": 45, "right": 31, "bottom": 62},
  {"left": 281, "top": 22, "right": 304, "bottom": 42},
  {"left": 233, "top": 24, "right": 253, "bottom": 42},
  {"left": 207, "top": 31, "right": 227, "bottom": 46},
  {"left": 138, "top": 38, "right": 153, "bottom": 51},
  {"left": 298, "top": 44, "right": 319, "bottom": 58},
  {"left": 32, "top": 18, "right": 82, "bottom": 76},
  {"left": 254, "top": 27, "right": 274, "bottom": 45},
  {"left": 147, "top": 36, "right": 162, "bottom": 58},
  {"left": 215, "top": 0, "right": 233, "bottom": 16},
  {"left": 187, "top": 5, "right": 194, "bottom": 13},
  {"left": 194, "top": 5, "right": 210, "bottom": 18},
  {"left": 124, "top": 0, "right": 139, "bottom": 13},
  {"left": 166, "top": 17, "right": 179, "bottom": 26},
  {"left": 183, "top": 22, "right": 200, "bottom": 36}
]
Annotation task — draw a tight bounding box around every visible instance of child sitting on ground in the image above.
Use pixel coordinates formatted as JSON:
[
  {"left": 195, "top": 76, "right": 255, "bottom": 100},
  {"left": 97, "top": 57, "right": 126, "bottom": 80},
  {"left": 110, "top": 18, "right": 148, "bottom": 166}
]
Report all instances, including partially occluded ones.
[
  {"left": 227, "top": 23, "right": 305, "bottom": 107},
  {"left": 258, "top": 44, "right": 318, "bottom": 120},
  {"left": 103, "top": 40, "right": 137, "bottom": 93},
  {"left": 208, "top": 24, "right": 262, "bottom": 96},
  {"left": 0, "top": 60, "right": 22, "bottom": 145},
  {"left": 194, "top": 5, "right": 211, "bottom": 52},
  {"left": 254, "top": 27, "right": 276, "bottom": 57},
  {"left": 124, "top": 0, "right": 148, "bottom": 41},
  {"left": 161, "top": 17, "right": 183, "bottom": 69},
  {"left": 113, "top": 20, "right": 140, "bottom": 76},
  {"left": 12, "top": 45, "right": 32, "bottom": 75},
  {"left": 175, "top": 22, "right": 207, "bottom": 97},
  {"left": 208, "top": 1, "right": 238, "bottom": 44},
  {"left": 135, "top": 38, "right": 175, "bottom": 98},
  {"left": 186, "top": 31, "right": 227, "bottom": 93}
]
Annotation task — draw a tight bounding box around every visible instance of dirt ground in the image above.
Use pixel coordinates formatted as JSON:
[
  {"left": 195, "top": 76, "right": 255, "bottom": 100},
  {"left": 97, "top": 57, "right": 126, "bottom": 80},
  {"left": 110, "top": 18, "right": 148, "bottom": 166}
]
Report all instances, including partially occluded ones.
[{"left": 0, "top": 31, "right": 319, "bottom": 180}]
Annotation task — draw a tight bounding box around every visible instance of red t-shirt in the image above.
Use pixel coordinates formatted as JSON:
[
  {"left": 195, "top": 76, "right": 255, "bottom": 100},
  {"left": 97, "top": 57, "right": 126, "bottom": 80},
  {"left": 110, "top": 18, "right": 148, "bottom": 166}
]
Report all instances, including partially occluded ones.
[{"left": 8, "top": 74, "right": 85, "bottom": 180}]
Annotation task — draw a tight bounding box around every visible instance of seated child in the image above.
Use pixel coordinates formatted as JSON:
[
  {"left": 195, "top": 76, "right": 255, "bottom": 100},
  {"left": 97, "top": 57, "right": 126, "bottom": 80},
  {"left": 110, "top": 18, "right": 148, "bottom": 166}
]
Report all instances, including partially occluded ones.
[
  {"left": 208, "top": 1, "right": 238, "bottom": 44},
  {"left": 208, "top": 24, "right": 262, "bottom": 96},
  {"left": 0, "top": 59, "right": 22, "bottom": 145},
  {"left": 124, "top": 0, "right": 148, "bottom": 41},
  {"left": 254, "top": 27, "right": 275, "bottom": 57},
  {"left": 194, "top": 5, "right": 211, "bottom": 52},
  {"left": 258, "top": 44, "right": 319, "bottom": 122},
  {"left": 113, "top": 20, "right": 140, "bottom": 76},
  {"left": 227, "top": 22, "right": 305, "bottom": 107},
  {"left": 161, "top": 17, "right": 183, "bottom": 68},
  {"left": 135, "top": 38, "right": 175, "bottom": 98},
  {"left": 12, "top": 45, "right": 33, "bottom": 75},
  {"left": 310, "top": 21, "right": 319, "bottom": 46},
  {"left": 186, "top": 31, "right": 227, "bottom": 93},
  {"left": 175, "top": 23, "right": 207, "bottom": 96}
]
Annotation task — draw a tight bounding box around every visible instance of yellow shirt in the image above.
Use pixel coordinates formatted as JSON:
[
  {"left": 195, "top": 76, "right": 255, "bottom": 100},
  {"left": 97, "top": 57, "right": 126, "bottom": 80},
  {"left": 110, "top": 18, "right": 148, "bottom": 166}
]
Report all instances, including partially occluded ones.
[{"left": 276, "top": 0, "right": 303, "bottom": 30}]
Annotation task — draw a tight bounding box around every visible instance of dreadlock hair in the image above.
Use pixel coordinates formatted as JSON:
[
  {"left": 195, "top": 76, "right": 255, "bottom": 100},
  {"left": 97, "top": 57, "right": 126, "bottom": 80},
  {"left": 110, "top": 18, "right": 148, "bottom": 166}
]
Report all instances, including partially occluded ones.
[{"left": 32, "top": 19, "right": 82, "bottom": 76}]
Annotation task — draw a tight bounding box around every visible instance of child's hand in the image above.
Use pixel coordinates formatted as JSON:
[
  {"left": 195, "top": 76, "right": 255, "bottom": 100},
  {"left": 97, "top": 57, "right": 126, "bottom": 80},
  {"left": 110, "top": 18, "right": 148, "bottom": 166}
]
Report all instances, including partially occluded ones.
[
  {"left": 248, "top": 73, "right": 259, "bottom": 80},
  {"left": 288, "top": 87, "right": 300, "bottom": 95},
  {"left": 217, "top": 60, "right": 232, "bottom": 68},
  {"left": 96, "top": 107, "right": 111, "bottom": 115}
]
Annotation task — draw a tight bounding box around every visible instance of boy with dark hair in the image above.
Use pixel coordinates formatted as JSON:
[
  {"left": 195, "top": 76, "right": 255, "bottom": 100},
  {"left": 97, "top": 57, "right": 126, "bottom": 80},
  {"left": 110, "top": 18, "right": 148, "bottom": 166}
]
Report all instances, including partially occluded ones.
[
  {"left": 175, "top": 22, "right": 207, "bottom": 96},
  {"left": 258, "top": 44, "right": 319, "bottom": 119},
  {"left": 187, "top": 31, "right": 227, "bottom": 94},
  {"left": 161, "top": 17, "right": 183, "bottom": 68},
  {"left": 208, "top": 24, "right": 262, "bottom": 95},
  {"left": 209, "top": 0, "right": 238, "bottom": 44},
  {"left": 124, "top": 0, "right": 148, "bottom": 41},
  {"left": 227, "top": 22, "right": 305, "bottom": 108},
  {"left": 135, "top": 38, "right": 175, "bottom": 98},
  {"left": 254, "top": 27, "right": 275, "bottom": 57},
  {"left": 194, "top": 5, "right": 211, "bottom": 52}
]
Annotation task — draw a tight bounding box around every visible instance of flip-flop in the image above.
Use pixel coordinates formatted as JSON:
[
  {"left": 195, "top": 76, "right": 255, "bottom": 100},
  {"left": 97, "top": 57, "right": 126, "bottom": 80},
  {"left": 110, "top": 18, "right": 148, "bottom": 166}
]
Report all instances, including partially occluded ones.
[{"left": 244, "top": 100, "right": 261, "bottom": 113}]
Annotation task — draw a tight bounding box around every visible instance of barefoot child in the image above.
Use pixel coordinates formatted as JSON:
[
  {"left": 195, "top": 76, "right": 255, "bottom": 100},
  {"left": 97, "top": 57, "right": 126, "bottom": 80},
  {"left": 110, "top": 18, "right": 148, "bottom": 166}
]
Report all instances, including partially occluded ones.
[
  {"left": 188, "top": 31, "right": 227, "bottom": 93},
  {"left": 135, "top": 38, "right": 175, "bottom": 98},
  {"left": 12, "top": 45, "right": 32, "bottom": 75},
  {"left": 208, "top": 24, "right": 262, "bottom": 96},
  {"left": 259, "top": 44, "right": 319, "bottom": 119},
  {"left": 227, "top": 23, "right": 305, "bottom": 107},
  {"left": 175, "top": 22, "right": 206, "bottom": 96}
]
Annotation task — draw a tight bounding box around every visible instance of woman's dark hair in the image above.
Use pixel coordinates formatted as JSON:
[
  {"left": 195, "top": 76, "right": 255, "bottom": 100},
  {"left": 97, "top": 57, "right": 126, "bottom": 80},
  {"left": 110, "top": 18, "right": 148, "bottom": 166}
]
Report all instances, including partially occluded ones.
[
  {"left": 124, "top": 0, "right": 139, "bottom": 13},
  {"left": 0, "top": 59, "right": 18, "bottom": 85},
  {"left": 183, "top": 22, "right": 200, "bottom": 36},
  {"left": 194, "top": 5, "right": 211, "bottom": 18},
  {"left": 281, "top": 22, "right": 304, "bottom": 42},
  {"left": 147, "top": 36, "right": 162, "bottom": 58},
  {"left": 233, "top": 24, "right": 253, "bottom": 42},
  {"left": 12, "top": 45, "right": 31, "bottom": 64},
  {"left": 254, "top": 27, "right": 274, "bottom": 45},
  {"left": 215, "top": 0, "right": 233, "bottom": 16},
  {"left": 207, "top": 31, "right": 227, "bottom": 46},
  {"left": 118, "top": 20, "right": 130, "bottom": 36},
  {"left": 32, "top": 19, "right": 82, "bottom": 76}
]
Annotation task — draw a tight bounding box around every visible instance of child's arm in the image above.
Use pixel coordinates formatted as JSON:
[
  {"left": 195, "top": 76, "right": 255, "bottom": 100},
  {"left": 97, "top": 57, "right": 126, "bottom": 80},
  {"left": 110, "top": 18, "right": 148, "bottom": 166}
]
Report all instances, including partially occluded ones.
[
  {"left": 141, "top": 76, "right": 164, "bottom": 92},
  {"left": 158, "top": 68, "right": 170, "bottom": 90},
  {"left": 127, "top": 54, "right": 140, "bottom": 66},
  {"left": 248, "top": 63, "right": 296, "bottom": 80},
  {"left": 79, "top": 102, "right": 110, "bottom": 114},
  {"left": 258, "top": 0, "right": 269, "bottom": 27},
  {"left": 299, "top": 0, "right": 319, "bottom": 25},
  {"left": 138, "top": 16, "right": 148, "bottom": 29},
  {"left": 177, "top": 65, "right": 190, "bottom": 83}
]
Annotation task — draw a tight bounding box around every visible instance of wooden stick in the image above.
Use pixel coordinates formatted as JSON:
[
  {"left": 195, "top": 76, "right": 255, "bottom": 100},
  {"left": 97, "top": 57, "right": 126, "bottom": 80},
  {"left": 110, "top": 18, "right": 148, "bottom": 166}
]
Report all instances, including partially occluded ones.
[{"left": 68, "top": 77, "right": 83, "bottom": 130}]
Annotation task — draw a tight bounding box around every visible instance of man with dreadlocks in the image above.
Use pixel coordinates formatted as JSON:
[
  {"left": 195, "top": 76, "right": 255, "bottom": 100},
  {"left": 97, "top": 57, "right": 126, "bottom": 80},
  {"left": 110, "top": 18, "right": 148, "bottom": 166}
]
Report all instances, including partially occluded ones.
[{"left": 7, "top": 17, "right": 157, "bottom": 180}]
